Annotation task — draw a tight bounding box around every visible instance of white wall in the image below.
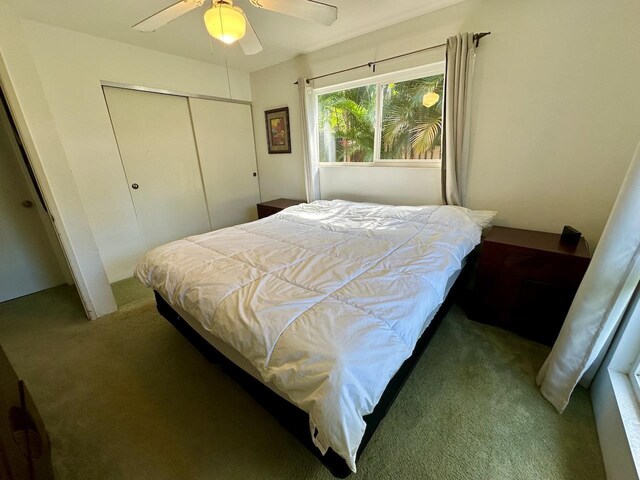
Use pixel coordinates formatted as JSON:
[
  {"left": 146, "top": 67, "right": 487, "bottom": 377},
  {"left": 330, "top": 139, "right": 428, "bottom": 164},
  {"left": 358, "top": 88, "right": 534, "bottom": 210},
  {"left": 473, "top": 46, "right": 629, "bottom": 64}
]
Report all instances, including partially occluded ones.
[
  {"left": 319, "top": 166, "right": 441, "bottom": 206},
  {"left": 22, "top": 20, "right": 252, "bottom": 282},
  {"left": 0, "top": 1, "right": 116, "bottom": 318},
  {"left": 250, "top": 0, "right": 640, "bottom": 246}
]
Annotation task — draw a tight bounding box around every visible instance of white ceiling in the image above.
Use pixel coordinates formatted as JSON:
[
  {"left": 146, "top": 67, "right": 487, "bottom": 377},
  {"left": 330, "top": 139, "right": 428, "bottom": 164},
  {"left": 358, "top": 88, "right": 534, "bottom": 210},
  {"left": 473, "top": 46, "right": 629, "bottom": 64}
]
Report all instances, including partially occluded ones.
[{"left": 12, "top": 0, "right": 464, "bottom": 72}]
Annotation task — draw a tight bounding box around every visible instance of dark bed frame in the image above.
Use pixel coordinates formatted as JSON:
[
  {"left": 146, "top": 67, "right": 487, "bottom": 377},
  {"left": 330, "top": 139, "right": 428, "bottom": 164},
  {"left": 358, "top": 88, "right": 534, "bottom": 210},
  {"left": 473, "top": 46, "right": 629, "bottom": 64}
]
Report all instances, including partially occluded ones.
[{"left": 153, "top": 261, "right": 471, "bottom": 478}]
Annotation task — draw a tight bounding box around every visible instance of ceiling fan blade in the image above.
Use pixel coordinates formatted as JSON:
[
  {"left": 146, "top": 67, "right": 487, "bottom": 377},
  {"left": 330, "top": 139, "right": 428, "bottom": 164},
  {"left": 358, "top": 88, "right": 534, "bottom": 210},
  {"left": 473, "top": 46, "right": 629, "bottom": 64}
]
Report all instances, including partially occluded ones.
[
  {"left": 249, "top": 0, "right": 337, "bottom": 26},
  {"left": 239, "top": 14, "right": 263, "bottom": 55},
  {"left": 132, "top": 0, "right": 205, "bottom": 32}
]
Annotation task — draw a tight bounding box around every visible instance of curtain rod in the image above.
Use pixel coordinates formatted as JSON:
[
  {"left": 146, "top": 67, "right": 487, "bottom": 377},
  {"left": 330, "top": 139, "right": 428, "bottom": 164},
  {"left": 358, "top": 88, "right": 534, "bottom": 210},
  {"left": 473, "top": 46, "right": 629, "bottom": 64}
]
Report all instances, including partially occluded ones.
[{"left": 293, "top": 32, "right": 490, "bottom": 85}]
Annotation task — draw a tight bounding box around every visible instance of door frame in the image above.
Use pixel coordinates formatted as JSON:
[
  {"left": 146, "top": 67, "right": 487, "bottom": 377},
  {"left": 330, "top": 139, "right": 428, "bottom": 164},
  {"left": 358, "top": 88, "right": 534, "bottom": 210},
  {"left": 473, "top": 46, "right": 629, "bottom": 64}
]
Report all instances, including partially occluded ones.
[
  {"left": 0, "top": 79, "right": 79, "bottom": 304},
  {"left": 0, "top": 50, "right": 116, "bottom": 319}
]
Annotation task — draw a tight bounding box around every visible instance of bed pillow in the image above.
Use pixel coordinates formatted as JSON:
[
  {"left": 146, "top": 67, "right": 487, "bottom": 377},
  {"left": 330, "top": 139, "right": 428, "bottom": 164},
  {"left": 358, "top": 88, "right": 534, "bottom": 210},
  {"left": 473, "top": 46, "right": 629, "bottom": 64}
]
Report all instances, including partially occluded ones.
[{"left": 463, "top": 208, "right": 497, "bottom": 228}]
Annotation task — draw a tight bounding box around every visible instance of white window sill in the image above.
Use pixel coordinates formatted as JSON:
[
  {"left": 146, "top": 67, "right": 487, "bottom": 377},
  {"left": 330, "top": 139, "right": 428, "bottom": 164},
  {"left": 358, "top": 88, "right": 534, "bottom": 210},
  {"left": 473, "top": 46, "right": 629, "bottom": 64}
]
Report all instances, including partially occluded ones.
[
  {"left": 594, "top": 367, "right": 640, "bottom": 480},
  {"left": 319, "top": 160, "right": 441, "bottom": 169},
  {"left": 610, "top": 369, "right": 640, "bottom": 471}
]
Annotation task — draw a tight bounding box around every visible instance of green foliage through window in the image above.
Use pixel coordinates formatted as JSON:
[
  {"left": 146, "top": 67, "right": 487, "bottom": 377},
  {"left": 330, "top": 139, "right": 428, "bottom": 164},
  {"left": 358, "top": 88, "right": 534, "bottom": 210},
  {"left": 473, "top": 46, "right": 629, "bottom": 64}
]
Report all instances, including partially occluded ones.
[
  {"left": 318, "top": 85, "right": 375, "bottom": 163},
  {"left": 381, "top": 75, "right": 443, "bottom": 160},
  {"left": 317, "top": 72, "right": 443, "bottom": 163}
]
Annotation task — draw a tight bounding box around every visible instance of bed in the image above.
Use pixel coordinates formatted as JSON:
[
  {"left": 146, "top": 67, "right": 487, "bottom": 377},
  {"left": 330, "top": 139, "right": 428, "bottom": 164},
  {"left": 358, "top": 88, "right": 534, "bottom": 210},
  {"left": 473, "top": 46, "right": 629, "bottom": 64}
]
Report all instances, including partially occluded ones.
[{"left": 135, "top": 199, "right": 494, "bottom": 476}]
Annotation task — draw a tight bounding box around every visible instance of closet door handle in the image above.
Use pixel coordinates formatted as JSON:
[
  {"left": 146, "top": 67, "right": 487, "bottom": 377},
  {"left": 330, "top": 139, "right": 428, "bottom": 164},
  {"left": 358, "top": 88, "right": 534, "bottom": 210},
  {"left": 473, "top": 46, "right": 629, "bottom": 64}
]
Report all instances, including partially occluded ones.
[
  {"left": 252, "top": 172, "right": 257, "bottom": 177},
  {"left": 131, "top": 183, "right": 139, "bottom": 190}
]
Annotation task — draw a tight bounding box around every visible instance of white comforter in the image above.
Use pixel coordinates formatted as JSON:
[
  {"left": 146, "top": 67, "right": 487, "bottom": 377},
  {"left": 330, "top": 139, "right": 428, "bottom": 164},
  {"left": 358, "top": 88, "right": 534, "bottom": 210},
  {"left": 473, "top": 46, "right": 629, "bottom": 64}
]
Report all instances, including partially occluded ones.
[{"left": 135, "top": 200, "right": 492, "bottom": 472}]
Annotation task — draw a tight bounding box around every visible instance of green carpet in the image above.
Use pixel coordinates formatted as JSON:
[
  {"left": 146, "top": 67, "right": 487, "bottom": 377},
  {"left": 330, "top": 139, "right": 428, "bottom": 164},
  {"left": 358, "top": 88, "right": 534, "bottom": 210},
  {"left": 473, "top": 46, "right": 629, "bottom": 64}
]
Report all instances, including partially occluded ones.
[
  {"left": 110, "top": 277, "right": 154, "bottom": 308},
  {"left": 0, "top": 283, "right": 604, "bottom": 480}
]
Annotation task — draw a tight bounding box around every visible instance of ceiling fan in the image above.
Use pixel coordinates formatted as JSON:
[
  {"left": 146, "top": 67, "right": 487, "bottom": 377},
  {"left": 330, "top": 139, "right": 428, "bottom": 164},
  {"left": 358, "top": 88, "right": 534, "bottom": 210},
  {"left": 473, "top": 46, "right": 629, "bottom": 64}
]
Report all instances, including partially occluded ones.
[{"left": 132, "top": 0, "right": 338, "bottom": 56}]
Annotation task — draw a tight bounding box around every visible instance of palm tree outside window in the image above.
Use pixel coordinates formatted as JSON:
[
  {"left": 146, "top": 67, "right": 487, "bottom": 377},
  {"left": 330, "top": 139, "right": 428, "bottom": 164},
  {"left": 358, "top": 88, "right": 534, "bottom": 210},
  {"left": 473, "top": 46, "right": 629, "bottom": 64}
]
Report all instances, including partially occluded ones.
[{"left": 316, "top": 64, "right": 444, "bottom": 164}]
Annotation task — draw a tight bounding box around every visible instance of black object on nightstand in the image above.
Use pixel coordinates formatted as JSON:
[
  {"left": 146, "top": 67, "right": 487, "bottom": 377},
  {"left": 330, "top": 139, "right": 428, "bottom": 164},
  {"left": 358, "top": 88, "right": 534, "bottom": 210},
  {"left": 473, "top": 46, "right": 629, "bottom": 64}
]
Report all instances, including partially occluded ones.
[
  {"left": 257, "top": 198, "right": 305, "bottom": 219},
  {"left": 560, "top": 225, "right": 582, "bottom": 246},
  {"left": 471, "top": 226, "right": 591, "bottom": 346}
]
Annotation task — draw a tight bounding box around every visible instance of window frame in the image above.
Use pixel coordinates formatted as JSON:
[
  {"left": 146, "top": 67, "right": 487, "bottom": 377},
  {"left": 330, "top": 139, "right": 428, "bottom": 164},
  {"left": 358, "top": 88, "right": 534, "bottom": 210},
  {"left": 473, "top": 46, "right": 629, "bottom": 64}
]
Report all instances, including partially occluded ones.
[
  {"left": 630, "top": 325, "right": 640, "bottom": 405},
  {"left": 314, "top": 62, "right": 445, "bottom": 168},
  {"left": 617, "top": 257, "right": 640, "bottom": 407}
]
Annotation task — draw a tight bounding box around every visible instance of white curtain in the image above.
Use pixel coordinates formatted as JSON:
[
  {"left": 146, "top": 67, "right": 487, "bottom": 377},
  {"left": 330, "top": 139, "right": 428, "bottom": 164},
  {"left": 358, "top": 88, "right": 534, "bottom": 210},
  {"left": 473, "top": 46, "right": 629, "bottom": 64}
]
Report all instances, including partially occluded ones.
[
  {"left": 297, "top": 77, "right": 320, "bottom": 202},
  {"left": 441, "top": 33, "right": 476, "bottom": 206},
  {"left": 537, "top": 142, "right": 640, "bottom": 412}
]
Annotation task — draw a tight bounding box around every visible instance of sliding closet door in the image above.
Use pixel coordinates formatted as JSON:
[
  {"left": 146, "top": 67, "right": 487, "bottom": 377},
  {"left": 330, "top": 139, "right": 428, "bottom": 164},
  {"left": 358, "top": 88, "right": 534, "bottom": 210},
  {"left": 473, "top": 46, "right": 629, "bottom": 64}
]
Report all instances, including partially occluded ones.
[
  {"left": 104, "top": 87, "right": 211, "bottom": 250},
  {"left": 189, "top": 98, "right": 260, "bottom": 230}
]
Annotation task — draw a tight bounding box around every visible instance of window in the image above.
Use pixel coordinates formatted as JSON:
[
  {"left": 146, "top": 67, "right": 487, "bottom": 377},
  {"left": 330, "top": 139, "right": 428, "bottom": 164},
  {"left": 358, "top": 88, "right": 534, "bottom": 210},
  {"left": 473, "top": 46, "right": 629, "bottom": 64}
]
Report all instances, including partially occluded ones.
[{"left": 316, "top": 64, "right": 444, "bottom": 166}]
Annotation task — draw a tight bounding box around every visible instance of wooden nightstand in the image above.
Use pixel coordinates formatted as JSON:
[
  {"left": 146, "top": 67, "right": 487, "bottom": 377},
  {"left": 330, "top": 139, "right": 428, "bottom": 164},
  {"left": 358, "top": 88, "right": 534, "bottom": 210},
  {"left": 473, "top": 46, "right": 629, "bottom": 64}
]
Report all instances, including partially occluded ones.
[
  {"left": 472, "top": 226, "right": 591, "bottom": 346},
  {"left": 257, "top": 198, "right": 305, "bottom": 219}
]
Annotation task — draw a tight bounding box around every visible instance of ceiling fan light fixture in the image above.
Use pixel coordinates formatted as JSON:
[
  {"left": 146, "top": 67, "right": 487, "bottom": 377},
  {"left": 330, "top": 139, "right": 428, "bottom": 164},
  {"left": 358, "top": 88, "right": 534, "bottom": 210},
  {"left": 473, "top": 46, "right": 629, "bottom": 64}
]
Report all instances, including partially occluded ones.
[{"left": 204, "top": 2, "right": 246, "bottom": 44}]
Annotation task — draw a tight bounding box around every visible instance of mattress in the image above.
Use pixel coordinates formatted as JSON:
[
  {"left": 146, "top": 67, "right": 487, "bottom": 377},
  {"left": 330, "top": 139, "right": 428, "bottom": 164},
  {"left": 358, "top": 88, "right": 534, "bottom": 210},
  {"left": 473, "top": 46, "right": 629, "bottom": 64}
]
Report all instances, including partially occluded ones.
[
  {"left": 156, "top": 259, "right": 465, "bottom": 403},
  {"left": 135, "top": 199, "right": 494, "bottom": 472}
]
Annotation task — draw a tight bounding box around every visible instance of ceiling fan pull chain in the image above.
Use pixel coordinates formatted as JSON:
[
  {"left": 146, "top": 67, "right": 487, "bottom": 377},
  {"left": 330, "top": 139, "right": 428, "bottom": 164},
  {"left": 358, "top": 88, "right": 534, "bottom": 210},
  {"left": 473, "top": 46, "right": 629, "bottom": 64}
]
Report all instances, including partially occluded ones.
[
  {"left": 207, "top": 13, "right": 232, "bottom": 101},
  {"left": 222, "top": 27, "right": 233, "bottom": 101}
]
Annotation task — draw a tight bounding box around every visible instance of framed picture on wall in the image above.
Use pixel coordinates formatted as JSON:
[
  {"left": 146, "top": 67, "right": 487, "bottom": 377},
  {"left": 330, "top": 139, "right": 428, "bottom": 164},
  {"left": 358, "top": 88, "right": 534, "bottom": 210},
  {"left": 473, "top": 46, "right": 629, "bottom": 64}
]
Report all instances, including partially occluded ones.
[{"left": 264, "top": 107, "right": 291, "bottom": 154}]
